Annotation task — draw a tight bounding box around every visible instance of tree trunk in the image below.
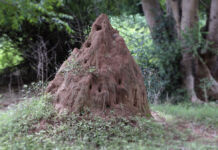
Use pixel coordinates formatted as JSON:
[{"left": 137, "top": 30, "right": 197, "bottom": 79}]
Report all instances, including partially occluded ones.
[
  {"left": 180, "top": 0, "right": 201, "bottom": 102},
  {"left": 141, "top": 0, "right": 175, "bottom": 42},
  {"left": 168, "top": 0, "right": 181, "bottom": 36},
  {"left": 166, "top": 0, "right": 173, "bottom": 16},
  {"left": 141, "top": 0, "right": 163, "bottom": 32}
]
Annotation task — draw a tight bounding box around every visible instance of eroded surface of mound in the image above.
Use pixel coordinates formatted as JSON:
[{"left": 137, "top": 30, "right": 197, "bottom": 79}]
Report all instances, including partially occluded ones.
[{"left": 46, "top": 14, "right": 151, "bottom": 117}]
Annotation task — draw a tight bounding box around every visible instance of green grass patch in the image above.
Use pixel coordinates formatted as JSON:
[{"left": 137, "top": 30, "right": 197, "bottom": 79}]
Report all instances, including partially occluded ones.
[
  {"left": 151, "top": 102, "right": 218, "bottom": 127},
  {"left": 0, "top": 97, "right": 217, "bottom": 150}
]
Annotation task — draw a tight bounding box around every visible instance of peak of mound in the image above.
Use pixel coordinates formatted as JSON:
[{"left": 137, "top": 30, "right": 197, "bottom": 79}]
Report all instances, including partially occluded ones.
[{"left": 46, "top": 14, "right": 151, "bottom": 117}]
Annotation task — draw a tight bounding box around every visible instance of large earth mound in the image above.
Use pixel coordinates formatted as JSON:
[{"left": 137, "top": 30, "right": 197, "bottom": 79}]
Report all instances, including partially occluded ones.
[{"left": 46, "top": 14, "right": 151, "bottom": 117}]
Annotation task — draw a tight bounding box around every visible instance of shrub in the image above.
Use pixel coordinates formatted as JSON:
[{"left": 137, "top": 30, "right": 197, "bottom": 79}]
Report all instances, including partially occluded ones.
[{"left": 0, "top": 36, "right": 23, "bottom": 71}]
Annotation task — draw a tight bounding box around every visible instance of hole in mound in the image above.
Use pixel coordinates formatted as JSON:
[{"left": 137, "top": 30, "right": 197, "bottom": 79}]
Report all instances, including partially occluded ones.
[
  {"left": 84, "top": 59, "right": 87, "bottom": 64},
  {"left": 56, "top": 98, "right": 60, "bottom": 103},
  {"left": 115, "top": 98, "right": 119, "bottom": 104},
  {"left": 134, "top": 89, "right": 137, "bottom": 107},
  {"left": 118, "top": 79, "right": 122, "bottom": 85},
  {"left": 86, "top": 42, "right": 91, "bottom": 48},
  {"left": 95, "top": 24, "right": 102, "bottom": 31},
  {"left": 133, "top": 100, "right": 137, "bottom": 107},
  {"left": 89, "top": 84, "right": 92, "bottom": 90},
  {"left": 106, "top": 104, "right": 110, "bottom": 108},
  {"left": 98, "top": 87, "right": 101, "bottom": 93}
]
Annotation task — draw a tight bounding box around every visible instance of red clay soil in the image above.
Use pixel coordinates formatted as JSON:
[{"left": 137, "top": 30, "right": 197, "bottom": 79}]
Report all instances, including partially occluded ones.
[{"left": 46, "top": 14, "right": 151, "bottom": 117}]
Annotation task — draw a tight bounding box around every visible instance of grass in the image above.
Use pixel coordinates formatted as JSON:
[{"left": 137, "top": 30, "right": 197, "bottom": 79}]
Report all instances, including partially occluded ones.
[
  {"left": 151, "top": 102, "right": 218, "bottom": 127},
  {"left": 0, "top": 96, "right": 217, "bottom": 150}
]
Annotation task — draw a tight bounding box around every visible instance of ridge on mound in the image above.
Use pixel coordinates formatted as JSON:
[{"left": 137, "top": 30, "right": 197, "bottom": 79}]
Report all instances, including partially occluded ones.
[{"left": 46, "top": 14, "right": 151, "bottom": 117}]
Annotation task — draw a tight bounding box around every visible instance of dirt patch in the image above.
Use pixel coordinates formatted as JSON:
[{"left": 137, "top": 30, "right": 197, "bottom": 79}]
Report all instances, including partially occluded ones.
[
  {"left": 176, "top": 121, "right": 218, "bottom": 142},
  {"left": 0, "top": 86, "right": 22, "bottom": 111}
]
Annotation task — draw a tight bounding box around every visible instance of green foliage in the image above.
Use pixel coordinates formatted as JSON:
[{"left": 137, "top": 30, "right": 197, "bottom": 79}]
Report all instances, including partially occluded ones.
[
  {"left": 0, "top": 0, "right": 75, "bottom": 79},
  {"left": 0, "top": 36, "right": 23, "bottom": 71},
  {"left": 0, "top": 0, "right": 73, "bottom": 33},
  {"left": 0, "top": 0, "right": 140, "bottom": 39},
  {"left": 110, "top": 14, "right": 151, "bottom": 53}
]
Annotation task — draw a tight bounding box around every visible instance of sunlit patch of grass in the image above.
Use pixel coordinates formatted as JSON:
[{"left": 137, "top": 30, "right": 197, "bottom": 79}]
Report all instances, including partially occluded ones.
[
  {"left": 151, "top": 102, "right": 218, "bottom": 127},
  {"left": 154, "top": 111, "right": 174, "bottom": 122}
]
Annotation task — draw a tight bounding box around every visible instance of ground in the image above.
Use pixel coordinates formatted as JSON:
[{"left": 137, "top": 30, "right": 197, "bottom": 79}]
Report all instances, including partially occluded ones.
[
  {"left": 0, "top": 87, "right": 217, "bottom": 150},
  {"left": 151, "top": 108, "right": 218, "bottom": 149}
]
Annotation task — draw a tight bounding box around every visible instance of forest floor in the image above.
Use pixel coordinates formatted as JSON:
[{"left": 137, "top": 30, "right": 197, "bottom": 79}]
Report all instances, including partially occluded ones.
[{"left": 0, "top": 87, "right": 217, "bottom": 150}]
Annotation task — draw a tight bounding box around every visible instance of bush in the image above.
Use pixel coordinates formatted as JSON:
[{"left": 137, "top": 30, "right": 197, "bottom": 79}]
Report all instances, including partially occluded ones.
[{"left": 0, "top": 36, "right": 23, "bottom": 71}]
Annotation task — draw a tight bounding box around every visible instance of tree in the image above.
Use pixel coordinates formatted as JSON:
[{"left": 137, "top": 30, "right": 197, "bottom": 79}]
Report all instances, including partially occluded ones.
[{"left": 141, "top": 0, "right": 218, "bottom": 102}]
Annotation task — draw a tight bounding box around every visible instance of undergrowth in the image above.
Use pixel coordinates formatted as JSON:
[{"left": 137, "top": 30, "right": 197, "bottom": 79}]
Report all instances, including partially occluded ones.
[{"left": 0, "top": 96, "right": 217, "bottom": 150}]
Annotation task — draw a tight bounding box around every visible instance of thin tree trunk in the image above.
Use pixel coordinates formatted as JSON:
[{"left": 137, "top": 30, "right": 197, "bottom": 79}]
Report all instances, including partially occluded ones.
[
  {"left": 169, "top": 0, "right": 181, "bottom": 36},
  {"left": 208, "top": 0, "right": 218, "bottom": 45},
  {"left": 166, "top": 0, "right": 172, "bottom": 16}
]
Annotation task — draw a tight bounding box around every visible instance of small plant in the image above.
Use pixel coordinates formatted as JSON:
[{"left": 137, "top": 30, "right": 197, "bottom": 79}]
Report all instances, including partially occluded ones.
[
  {"left": 61, "top": 55, "right": 96, "bottom": 77},
  {"left": 199, "top": 78, "right": 213, "bottom": 102},
  {"left": 21, "top": 81, "right": 47, "bottom": 98}
]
